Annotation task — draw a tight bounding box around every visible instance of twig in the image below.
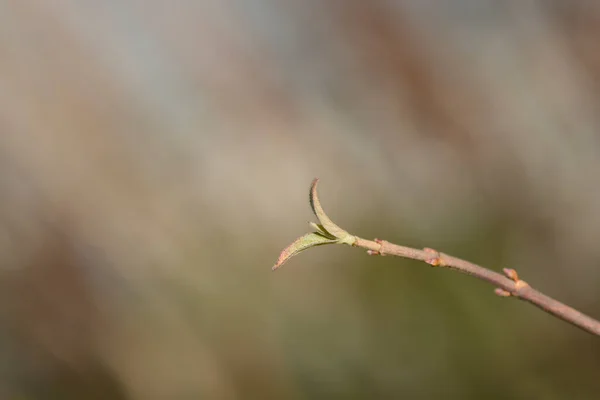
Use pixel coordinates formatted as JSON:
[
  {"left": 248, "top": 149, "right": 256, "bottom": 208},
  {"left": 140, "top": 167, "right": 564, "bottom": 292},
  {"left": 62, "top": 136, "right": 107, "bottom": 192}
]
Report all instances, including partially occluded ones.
[
  {"left": 354, "top": 237, "right": 600, "bottom": 336},
  {"left": 273, "top": 178, "right": 600, "bottom": 337}
]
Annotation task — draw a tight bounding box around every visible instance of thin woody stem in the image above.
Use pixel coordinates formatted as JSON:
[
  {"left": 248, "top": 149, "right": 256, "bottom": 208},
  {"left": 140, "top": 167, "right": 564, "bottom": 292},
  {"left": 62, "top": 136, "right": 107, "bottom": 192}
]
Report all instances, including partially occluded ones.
[
  {"left": 274, "top": 178, "right": 600, "bottom": 336},
  {"left": 354, "top": 237, "right": 600, "bottom": 336}
]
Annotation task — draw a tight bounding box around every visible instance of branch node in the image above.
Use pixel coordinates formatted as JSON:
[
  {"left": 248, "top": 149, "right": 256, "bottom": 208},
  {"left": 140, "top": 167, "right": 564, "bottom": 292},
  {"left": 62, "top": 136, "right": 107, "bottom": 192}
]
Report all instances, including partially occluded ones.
[
  {"left": 515, "top": 280, "right": 529, "bottom": 291},
  {"left": 502, "top": 268, "right": 529, "bottom": 293},
  {"left": 423, "top": 248, "right": 444, "bottom": 267},
  {"left": 503, "top": 268, "right": 519, "bottom": 282},
  {"left": 373, "top": 238, "right": 385, "bottom": 256}
]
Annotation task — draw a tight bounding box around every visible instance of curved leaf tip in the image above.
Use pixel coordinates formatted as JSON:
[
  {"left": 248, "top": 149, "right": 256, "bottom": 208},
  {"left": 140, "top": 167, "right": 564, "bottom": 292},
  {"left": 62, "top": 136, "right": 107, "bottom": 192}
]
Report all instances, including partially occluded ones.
[{"left": 309, "top": 178, "right": 354, "bottom": 243}]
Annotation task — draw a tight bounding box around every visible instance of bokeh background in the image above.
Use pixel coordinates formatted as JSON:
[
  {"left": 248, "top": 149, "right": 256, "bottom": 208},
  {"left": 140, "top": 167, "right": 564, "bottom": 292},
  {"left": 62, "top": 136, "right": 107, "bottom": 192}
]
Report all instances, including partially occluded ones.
[{"left": 1, "top": 1, "right": 600, "bottom": 399}]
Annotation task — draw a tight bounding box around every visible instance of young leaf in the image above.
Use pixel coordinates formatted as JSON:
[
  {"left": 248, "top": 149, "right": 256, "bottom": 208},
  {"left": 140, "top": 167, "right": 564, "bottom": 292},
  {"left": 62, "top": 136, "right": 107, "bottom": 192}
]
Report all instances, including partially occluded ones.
[
  {"left": 309, "top": 178, "right": 356, "bottom": 245},
  {"left": 272, "top": 232, "right": 336, "bottom": 270},
  {"left": 309, "top": 222, "right": 336, "bottom": 239}
]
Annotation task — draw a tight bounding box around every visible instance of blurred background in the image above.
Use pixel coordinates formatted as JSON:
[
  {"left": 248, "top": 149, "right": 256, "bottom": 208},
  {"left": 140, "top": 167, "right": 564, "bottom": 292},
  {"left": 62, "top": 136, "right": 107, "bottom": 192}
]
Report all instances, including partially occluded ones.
[{"left": 1, "top": 1, "right": 600, "bottom": 398}]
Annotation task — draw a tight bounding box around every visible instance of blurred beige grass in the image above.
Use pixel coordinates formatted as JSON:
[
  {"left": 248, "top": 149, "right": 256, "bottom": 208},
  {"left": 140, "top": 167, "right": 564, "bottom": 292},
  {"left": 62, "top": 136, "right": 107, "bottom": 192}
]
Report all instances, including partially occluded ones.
[{"left": 1, "top": 1, "right": 600, "bottom": 399}]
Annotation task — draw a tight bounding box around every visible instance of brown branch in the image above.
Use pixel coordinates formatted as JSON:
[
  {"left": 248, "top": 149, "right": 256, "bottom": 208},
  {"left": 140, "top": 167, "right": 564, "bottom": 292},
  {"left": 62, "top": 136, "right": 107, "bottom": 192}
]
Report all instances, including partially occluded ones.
[
  {"left": 354, "top": 237, "right": 600, "bottom": 336},
  {"left": 274, "top": 179, "right": 600, "bottom": 337}
]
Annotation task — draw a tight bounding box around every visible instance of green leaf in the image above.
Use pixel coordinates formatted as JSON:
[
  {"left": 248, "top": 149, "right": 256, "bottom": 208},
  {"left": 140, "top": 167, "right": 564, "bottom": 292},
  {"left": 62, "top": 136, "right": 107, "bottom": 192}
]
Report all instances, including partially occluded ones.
[
  {"left": 272, "top": 179, "right": 357, "bottom": 271},
  {"left": 272, "top": 232, "right": 336, "bottom": 270},
  {"left": 308, "top": 222, "right": 336, "bottom": 239},
  {"left": 309, "top": 178, "right": 355, "bottom": 245}
]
